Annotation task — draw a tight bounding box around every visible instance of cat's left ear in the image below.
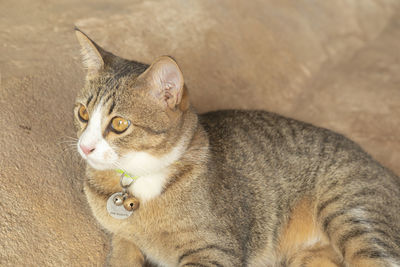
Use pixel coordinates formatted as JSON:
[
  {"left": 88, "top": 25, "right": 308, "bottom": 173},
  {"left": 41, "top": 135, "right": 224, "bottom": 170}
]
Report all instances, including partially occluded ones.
[
  {"left": 140, "top": 56, "right": 184, "bottom": 110},
  {"left": 74, "top": 27, "right": 105, "bottom": 78}
]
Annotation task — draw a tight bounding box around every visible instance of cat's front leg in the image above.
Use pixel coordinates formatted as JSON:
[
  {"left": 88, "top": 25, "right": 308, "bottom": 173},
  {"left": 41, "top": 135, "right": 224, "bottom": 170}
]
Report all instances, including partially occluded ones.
[
  {"left": 177, "top": 245, "right": 240, "bottom": 267},
  {"left": 107, "top": 235, "right": 145, "bottom": 267},
  {"left": 179, "top": 258, "right": 238, "bottom": 267}
]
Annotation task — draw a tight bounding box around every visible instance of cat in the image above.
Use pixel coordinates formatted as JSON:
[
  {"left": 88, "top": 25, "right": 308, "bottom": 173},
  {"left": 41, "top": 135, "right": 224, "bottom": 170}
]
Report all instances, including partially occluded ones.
[{"left": 73, "top": 28, "right": 400, "bottom": 267}]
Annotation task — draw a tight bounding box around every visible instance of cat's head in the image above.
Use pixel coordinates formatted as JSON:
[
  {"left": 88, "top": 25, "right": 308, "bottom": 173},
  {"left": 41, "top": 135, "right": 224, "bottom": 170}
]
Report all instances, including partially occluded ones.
[{"left": 73, "top": 29, "right": 191, "bottom": 175}]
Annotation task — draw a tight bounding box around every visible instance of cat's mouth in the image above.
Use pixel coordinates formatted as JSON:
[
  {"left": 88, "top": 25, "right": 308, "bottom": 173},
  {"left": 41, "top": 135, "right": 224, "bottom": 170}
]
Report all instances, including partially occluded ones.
[
  {"left": 85, "top": 156, "right": 116, "bottom": 171},
  {"left": 77, "top": 143, "right": 118, "bottom": 171}
]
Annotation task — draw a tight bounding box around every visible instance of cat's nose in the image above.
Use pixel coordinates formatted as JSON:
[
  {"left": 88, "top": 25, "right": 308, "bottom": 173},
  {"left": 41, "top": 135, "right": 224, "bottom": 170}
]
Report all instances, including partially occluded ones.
[{"left": 80, "top": 144, "right": 95, "bottom": 155}]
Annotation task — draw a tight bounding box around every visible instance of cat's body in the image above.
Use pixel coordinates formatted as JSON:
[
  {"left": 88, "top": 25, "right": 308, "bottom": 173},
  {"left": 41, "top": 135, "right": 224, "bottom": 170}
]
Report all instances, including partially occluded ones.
[{"left": 74, "top": 29, "right": 400, "bottom": 267}]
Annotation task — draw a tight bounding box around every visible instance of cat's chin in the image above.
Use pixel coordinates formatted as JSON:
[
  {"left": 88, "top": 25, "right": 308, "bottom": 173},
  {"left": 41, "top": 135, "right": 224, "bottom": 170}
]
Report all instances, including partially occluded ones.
[{"left": 86, "top": 158, "right": 116, "bottom": 171}]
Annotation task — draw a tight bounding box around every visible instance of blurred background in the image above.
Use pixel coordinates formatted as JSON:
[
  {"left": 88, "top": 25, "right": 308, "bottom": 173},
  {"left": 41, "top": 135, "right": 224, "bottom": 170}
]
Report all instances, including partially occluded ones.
[{"left": 1, "top": 0, "right": 399, "bottom": 265}]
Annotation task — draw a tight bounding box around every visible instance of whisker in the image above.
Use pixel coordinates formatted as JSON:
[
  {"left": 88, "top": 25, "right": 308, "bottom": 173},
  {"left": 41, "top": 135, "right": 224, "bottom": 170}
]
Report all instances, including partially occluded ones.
[{"left": 60, "top": 136, "right": 79, "bottom": 141}]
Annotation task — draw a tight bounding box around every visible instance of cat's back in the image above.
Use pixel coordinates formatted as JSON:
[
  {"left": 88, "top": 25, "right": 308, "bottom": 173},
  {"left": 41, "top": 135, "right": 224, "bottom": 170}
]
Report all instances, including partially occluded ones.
[
  {"left": 199, "top": 109, "right": 362, "bottom": 169},
  {"left": 199, "top": 109, "right": 398, "bottom": 193},
  {"left": 200, "top": 109, "right": 345, "bottom": 153}
]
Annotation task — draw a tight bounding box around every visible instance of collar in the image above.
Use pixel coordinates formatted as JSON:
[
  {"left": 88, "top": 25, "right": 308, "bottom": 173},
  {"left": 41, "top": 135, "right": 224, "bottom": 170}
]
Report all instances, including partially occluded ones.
[
  {"left": 115, "top": 169, "right": 139, "bottom": 181},
  {"left": 115, "top": 160, "right": 183, "bottom": 181}
]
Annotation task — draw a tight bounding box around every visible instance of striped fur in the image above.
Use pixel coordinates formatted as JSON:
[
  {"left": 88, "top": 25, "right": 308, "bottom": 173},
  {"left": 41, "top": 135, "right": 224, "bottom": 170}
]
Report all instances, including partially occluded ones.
[{"left": 74, "top": 30, "right": 400, "bottom": 267}]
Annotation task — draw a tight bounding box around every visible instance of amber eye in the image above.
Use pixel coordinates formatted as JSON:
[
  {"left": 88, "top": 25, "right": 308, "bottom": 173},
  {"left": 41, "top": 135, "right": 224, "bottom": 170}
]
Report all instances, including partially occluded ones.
[
  {"left": 78, "top": 105, "right": 89, "bottom": 122},
  {"left": 111, "top": 117, "right": 130, "bottom": 133}
]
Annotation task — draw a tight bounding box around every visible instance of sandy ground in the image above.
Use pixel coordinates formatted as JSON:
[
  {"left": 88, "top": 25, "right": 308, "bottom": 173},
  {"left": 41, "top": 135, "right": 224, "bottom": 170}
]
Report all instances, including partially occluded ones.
[{"left": 1, "top": 0, "right": 399, "bottom": 265}]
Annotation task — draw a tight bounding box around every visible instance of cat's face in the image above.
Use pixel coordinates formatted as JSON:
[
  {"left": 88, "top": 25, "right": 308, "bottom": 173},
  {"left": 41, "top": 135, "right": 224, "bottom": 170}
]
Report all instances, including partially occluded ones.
[{"left": 74, "top": 29, "right": 188, "bottom": 175}]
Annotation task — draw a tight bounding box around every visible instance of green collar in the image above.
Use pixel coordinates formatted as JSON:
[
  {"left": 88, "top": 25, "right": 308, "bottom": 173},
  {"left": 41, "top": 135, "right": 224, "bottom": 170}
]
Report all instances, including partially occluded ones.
[
  {"left": 115, "top": 169, "right": 139, "bottom": 181},
  {"left": 116, "top": 160, "right": 182, "bottom": 181}
]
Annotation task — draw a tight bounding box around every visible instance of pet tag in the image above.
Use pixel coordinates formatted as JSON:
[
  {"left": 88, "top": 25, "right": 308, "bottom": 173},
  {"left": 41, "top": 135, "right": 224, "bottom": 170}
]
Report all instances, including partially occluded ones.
[{"left": 107, "top": 192, "right": 133, "bottom": 219}]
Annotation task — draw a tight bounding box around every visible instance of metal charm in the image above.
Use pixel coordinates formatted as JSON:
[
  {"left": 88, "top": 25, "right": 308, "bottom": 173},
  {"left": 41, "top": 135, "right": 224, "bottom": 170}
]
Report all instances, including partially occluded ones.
[
  {"left": 112, "top": 194, "right": 124, "bottom": 206},
  {"left": 107, "top": 192, "right": 133, "bottom": 219},
  {"left": 106, "top": 171, "right": 139, "bottom": 219},
  {"left": 123, "top": 197, "right": 140, "bottom": 212}
]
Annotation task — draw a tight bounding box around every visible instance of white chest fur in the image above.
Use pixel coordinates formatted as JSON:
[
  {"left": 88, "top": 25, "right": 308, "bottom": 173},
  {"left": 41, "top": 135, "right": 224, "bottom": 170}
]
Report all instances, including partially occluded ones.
[
  {"left": 128, "top": 171, "right": 169, "bottom": 203},
  {"left": 118, "top": 140, "right": 185, "bottom": 203}
]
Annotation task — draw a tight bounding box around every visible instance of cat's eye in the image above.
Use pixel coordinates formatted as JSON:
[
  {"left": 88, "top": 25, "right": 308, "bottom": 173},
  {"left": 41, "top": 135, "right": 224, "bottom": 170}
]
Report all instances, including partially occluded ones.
[
  {"left": 78, "top": 104, "right": 89, "bottom": 122},
  {"left": 111, "top": 117, "right": 130, "bottom": 133}
]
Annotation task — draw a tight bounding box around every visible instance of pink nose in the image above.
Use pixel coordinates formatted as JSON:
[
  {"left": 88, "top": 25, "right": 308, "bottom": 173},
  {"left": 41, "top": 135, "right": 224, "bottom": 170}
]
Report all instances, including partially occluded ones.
[{"left": 80, "top": 144, "right": 95, "bottom": 155}]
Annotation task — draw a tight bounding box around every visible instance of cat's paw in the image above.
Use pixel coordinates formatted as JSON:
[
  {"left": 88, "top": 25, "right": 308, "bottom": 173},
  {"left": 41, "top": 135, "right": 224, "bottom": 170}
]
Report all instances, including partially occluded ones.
[{"left": 107, "top": 253, "right": 144, "bottom": 267}]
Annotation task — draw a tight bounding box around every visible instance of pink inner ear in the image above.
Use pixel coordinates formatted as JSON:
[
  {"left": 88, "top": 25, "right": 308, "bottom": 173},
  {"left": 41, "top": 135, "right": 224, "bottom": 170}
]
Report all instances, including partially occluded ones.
[
  {"left": 144, "top": 57, "right": 184, "bottom": 109},
  {"left": 162, "top": 65, "right": 181, "bottom": 90},
  {"left": 164, "top": 84, "right": 174, "bottom": 101},
  {"left": 157, "top": 62, "right": 183, "bottom": 107}
]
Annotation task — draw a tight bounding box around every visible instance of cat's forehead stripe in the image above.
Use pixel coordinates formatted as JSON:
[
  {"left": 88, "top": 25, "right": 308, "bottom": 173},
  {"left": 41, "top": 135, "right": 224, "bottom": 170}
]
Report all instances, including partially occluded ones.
[
  {"left": 89, "top": 82, "right": 116, "bottom": 110},
  {"left": 108, "top": 101, "right": 116, "bottom": 115},
  {"left": 86, "top": 94, "right": 93, "bottom": 106},
  {"left": 93, "top": 86, "right": 102, "bottom": 106},
  {"left": 104, "top": 91, "right": 115, "bottom": 104}
]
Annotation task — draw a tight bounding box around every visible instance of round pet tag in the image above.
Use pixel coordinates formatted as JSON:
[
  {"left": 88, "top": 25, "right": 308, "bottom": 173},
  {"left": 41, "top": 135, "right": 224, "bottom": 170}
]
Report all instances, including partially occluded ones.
[{"left": 107, "top": 192, "right": 133, "bottom": 219}]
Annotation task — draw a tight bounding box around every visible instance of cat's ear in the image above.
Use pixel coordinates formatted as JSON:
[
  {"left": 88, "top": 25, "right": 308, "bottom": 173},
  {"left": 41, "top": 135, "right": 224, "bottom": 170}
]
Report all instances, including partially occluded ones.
[
  {"left": 140, "top": 56, "right": 184, "bottom": 110},
  {"left": 74, "top": 27, "right": 105, "bottom": 77}
]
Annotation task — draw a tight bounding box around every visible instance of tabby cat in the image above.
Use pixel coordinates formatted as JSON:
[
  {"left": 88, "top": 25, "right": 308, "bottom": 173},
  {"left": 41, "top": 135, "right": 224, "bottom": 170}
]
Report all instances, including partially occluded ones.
[{"left": 73, "top": 28, "right": 400, "bottom": 267}]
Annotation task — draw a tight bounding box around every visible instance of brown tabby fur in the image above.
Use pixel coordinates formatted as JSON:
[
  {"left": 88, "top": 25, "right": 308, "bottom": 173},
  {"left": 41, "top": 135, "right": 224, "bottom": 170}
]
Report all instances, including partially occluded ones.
[{"left": 74, "top": 29, "right": 400, "bottom": 267}]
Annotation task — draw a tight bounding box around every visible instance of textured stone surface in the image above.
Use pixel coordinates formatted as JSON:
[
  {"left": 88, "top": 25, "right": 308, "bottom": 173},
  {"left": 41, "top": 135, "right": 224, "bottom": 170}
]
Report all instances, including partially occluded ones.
[{"left": 0, "top": 0, "right": 399, "bottom": 265}]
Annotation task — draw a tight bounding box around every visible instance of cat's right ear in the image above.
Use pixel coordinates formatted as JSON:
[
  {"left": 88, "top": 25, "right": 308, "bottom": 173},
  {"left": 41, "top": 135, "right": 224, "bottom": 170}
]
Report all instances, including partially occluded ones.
[
  {"left": 74, "top": 27, "right": 105, "bottom": 78},
  {"left": 137, "top": 56, "right": 185, "bottom": 111}
]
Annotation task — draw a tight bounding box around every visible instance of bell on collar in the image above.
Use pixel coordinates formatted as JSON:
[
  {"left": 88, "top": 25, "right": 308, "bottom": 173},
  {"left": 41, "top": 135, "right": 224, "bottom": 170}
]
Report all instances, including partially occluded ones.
[
  {"left": 113, "top": 194, "right": 124, "bottom": 206},
  {"left": 123, "top": 197, "right": 140, "bottom": 212}
]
